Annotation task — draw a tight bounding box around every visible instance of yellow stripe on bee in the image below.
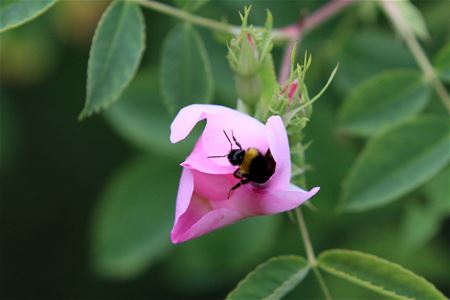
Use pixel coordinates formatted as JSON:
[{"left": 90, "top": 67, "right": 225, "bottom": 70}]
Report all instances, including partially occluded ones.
[{"left": 239, "top": 148, "right": 259, "bottom": 176}]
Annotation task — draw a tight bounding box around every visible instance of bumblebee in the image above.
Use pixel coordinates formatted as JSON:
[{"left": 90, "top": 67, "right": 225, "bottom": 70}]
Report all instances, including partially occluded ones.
[{"left": 208, "top": 130, "right": 276, "bottom": 198}]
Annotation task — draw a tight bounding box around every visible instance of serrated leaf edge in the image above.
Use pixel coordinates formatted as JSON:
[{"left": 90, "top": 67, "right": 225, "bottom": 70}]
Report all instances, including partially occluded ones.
[
  {"left": 340, "top": 115, "right": 450, "bottom": 212},
  {"left": 79, "top": 0, "right": 146, "bottom": 120},
  {"left": 226, "top": 255, "right": 309, "bottom": 300},
  {"left": 0, "top": 0, "right": 58, "bottom": 33},
  {"left": 338, "top": 69, "right": 428, "bottom": 137},
  {"left": 318, "top": 249, "right": 446, "bottom": 300}
]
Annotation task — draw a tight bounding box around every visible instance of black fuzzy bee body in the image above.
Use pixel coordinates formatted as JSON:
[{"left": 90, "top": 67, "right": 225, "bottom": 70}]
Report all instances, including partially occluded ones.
[
  {"left": 208, "top": 131, "right": 276, "bottom": 198},
  {"left": 241, "top": 148, "right": 276, "bottom": 184}
]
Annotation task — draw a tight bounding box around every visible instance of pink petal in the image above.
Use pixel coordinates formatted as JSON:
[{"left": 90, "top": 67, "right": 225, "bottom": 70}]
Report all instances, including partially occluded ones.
[
  {"left": 190, "top": 169, "right": 234, "bottom": 201},
  {"left": 170, "top": 104, "right": 238, "bottom": 143},
  {"left": 171, "top": 205, "right": 243, "bottom": 244},
  {"left": 201, "top": 113, "right": 267, "bottom": 166},
  {"left": 173, "top": 168, "right": 195, "bottom": 223},
  {"left": 170, "top": 104, "right": 269, "bottom": 169},
  {"left": 170, "top": 168, "right": 244, "bottom": 243},
  {"left": 265, "top": 116, "right": 291, "bottom": 189},
  {"left": 233, "top": 184, "right": 320, "bottom": 215},
  {"left": 215, "top": 183, "right": 320, "bottom": 216},
  {"left": 181, "top": 136, "right": 234, "bottom": 174},
  {"left": 171, "top": 168, "right": 319, "bottom": 243}
]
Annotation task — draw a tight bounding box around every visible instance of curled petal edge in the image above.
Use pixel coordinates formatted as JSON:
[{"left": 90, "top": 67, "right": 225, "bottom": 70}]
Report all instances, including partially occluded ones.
[{"left": 170, "top": 104, "right": 238, "bottom": 144}]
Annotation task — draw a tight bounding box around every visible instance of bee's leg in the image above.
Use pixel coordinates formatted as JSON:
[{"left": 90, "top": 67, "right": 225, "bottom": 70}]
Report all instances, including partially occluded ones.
[
  {"left": 228, "top": 178, "right": 250, "bottom": 199},
  {"left": 233, "top": 168, "right": 243, "bottom": 179}
]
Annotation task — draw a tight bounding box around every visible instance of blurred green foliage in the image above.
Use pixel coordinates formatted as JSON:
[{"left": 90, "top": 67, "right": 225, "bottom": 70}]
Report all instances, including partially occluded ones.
[
  {"left": 341, "top": 116, "right": 449, "bottom": 212},
  {"left": 434, "top": 43, "right": 450, "bottom": 83},
  {"left": 91, "top": 155, "right": 177, "bottom": 279},
  {"left": 161, "top": 23, "right": 214, "bottom": 114},
  {"left": 0, "top": 0, "right": 449, "bottom": 299},
  {"left": 338, "top": 69, "right": 431, "bottom": 137}
]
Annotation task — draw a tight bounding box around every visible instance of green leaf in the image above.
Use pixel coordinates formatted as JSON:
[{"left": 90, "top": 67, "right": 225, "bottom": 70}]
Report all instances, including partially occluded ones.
[
  {"left": 422, "top": 1, "right": 448, "bottom": 47},
  {"left": 304, "top": 101, "right": 357, "bottom": 211},
  {"left": 341, "top": 116, "right": 450, "bottom": 211},
  {"left": 203, "top": 32, "right": 236, "bottom": 105},
  {"left": 204, "top": 33, "right": 236, "bottom": 105},
  {"left": 174, "top": 0, "right": 208, "bottom": 12},
  {"left": 80, "top": 0, "right": 145, "bottom": 119},
  {"left": 400, "top": 201, "right": 441, "bottom": 252},
  {"left": 400, "top": 168, "right": 450, "bottom": 252},
  {"left": 105, "top": 69, "right": 196, "bottom": 158},
  {"left": 338, "top": 70, "right": 430, "bottom": 137},
  {"left": 226, "top": 256, "right": 310, "bottom": 300},
  {"left": 357, "top": 1, "right": 378, "bottom": 22},
  {"left": 0, "top": 0, "right": 57, "bottom": 32},
  {"left": 335, "top": 30, "right": 415, "bottom": 93},
  {"left": 396, "top": 0, "right": 430, "bottom": 40},
  {"left": 318, "top": 250, "right": 446, "bottom": 299},
  {"left": 433, "top": 43, "right": 450, "bottom": 83},
  {"left": 424, "top": 167, "right": 450, "bottom": 215},
  {"left": 161, "top": 23, "right": 214, "bottom": 114},
  {"left": 91, "top": 155, "right": 178, "bottom": 279}
]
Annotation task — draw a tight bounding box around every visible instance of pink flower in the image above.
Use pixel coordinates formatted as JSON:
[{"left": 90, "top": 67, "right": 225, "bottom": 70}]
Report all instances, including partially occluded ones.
[{"left": 169, "top": 104, "right": 319, "bottom": 244}]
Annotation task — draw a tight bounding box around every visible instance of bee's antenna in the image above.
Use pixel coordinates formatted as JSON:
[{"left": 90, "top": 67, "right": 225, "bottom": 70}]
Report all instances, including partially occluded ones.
[
  {"left": 231, "top": 130, "right": 242, "bottom": 150},
  {"left": 207, "top": 130, "right": 237, "bottom": 159},
  {"left": 223, "top": 130, "right": 233, "bottom": 151},
  {"left": 207, "top": 154, "right": 228, "bottom": 158},
  {"left": 208, "top": 130, "right": 236, "bottom": 158}
]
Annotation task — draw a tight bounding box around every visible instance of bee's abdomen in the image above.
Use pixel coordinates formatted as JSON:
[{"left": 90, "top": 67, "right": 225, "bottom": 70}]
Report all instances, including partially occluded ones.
[{"left": 241, "top": 148, "right": 276, "bottom": 184}]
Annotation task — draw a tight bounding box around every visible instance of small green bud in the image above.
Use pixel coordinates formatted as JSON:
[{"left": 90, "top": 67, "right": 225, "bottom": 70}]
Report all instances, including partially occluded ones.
[
  {"left": 227, "top": 7, "right": 274, "bottom": 112},
  {"left": 227, "top": 7, "right": 273, "bottom": 77},
  {"left": 235, "top": 75, "right": 262, "bottom": 107}
]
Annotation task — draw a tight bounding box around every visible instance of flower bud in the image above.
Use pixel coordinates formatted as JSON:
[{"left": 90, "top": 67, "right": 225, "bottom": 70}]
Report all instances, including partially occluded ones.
[
  {"left": 227, "top": 7, "right": 273, "bottom": 77},
  {"left": 282, "top": 78, "right": 313, "bottom": 119},
  {"left": 235, "top": 75, "right": 262, "bottom": 107},
  {"left": 227, "top": 7, "right": 274, "bottom": 111},
  {"left": 228, "top": 32, "right": 259, "bottom": 76},
  {"left": 276, "top": 56, "right": 338, "bottom": 133}
]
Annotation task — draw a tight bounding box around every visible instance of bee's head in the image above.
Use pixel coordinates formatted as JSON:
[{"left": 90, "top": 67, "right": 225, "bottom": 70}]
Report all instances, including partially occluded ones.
[{"left": 228, "top": 149, "right": 245, "bottom": 165}]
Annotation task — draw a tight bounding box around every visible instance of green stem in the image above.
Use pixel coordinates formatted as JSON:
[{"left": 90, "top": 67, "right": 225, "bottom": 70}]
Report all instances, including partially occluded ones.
[
  {"left": 313, "top": 267, "right": 332, "bottom": 300},
  {"left": 380, "top": 0, "right": 450, "bottom": 113},
  {"left": 294, "top": 207, "right": 316, "bottom": 265},
  {"left": 294, "top": 208, "right": 332, "bottom": 300},
  {"left": 130, "top": 0, "right": 293, "bottom": 42},
  {"left": 405, "top": 34, "right": 450, "bottom": 112},
  {"left": 291, "top": 142, "right": 332, "bottom": 299}
]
